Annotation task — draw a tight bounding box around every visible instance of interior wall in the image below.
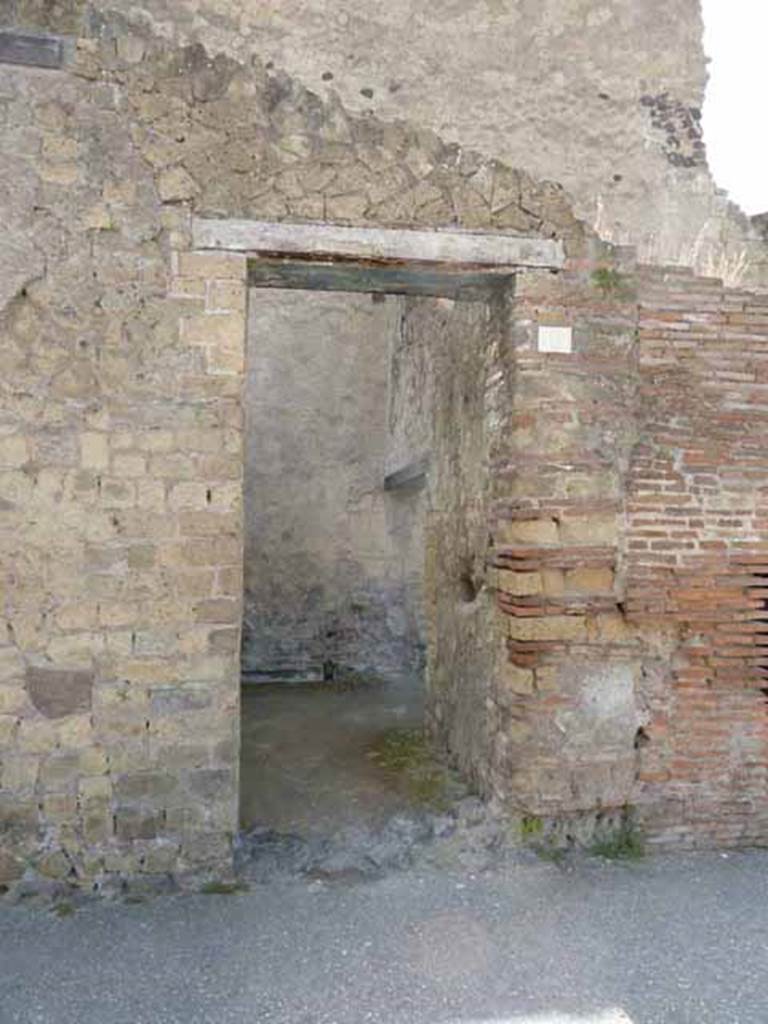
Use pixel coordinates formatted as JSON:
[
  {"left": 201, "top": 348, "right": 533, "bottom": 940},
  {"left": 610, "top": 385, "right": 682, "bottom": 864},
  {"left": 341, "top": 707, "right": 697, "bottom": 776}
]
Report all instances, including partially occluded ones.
[
  {"left": 389, "top": 293, "right": 510, "bottom": 790},
  {"left": 243, "top": 288, "right": 424, "bottom": 680}
]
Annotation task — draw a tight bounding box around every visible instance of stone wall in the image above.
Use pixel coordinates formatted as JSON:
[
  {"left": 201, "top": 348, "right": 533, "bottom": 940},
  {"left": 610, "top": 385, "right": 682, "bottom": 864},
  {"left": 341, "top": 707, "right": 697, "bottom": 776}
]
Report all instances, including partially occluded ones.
[
  {"left": 485, "top": 261, "right": 646, "bottom": 821},
  {"left": 243, "top": 288, "right": 423, "bottom": 680},
  {"left": 5, "top": 0, "right": 764, "bottom": 284},
  {"left": 0, "top": 12, "right": 587, "bottom": 890},
  {"left": 2, "top": 4, "right": 768, "bottom": 892},
  {"left": 422, "top": 296, "right": 511, "bottom": 793}
]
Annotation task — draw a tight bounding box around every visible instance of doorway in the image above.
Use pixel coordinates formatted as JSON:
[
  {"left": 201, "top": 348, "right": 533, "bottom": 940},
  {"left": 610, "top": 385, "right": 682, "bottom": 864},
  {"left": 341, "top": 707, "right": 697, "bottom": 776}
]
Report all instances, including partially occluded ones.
[
  {"left": 236, "top": 259, "right": 513, "bottom": 840},
  {"left": 240, "top": 284, "right": 429, "bottom": 835},
  {"left": 188, "top": 216, "right": 565, "bottom": 844}
]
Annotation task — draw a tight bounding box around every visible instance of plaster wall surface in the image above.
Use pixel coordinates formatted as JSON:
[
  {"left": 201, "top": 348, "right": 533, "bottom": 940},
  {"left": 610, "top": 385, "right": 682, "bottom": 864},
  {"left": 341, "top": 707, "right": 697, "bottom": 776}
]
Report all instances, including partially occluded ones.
[{"left": 243, "top": 288, "right": 423, "bottom": 679}]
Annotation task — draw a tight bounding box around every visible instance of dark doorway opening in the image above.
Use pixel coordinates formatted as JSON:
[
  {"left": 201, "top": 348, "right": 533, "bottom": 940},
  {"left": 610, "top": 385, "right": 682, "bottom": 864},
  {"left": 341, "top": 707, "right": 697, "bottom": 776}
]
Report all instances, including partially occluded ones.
[{"left": 237, "top": 255, "right": 511, "bottom": 840}]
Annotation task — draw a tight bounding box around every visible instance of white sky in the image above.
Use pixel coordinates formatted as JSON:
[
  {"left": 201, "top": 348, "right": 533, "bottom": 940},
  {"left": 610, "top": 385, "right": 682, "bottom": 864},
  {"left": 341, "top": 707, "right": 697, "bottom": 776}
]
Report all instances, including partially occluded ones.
[{"left": 702, "top": 0, "right": 768, "bottom": 215}]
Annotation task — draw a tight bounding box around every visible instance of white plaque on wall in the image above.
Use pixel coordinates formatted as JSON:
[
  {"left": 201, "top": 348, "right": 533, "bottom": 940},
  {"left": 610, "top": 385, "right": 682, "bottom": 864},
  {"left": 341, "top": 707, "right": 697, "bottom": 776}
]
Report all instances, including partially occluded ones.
[{"left": 537, "top": 325, "right": 573, "bottom": 353}]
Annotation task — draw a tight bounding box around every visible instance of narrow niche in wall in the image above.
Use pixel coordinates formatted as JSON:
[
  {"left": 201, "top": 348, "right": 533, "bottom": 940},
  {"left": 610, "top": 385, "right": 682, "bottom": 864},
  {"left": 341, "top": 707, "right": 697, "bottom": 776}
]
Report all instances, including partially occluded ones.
[{"left": 236, "top": 253, "right": 511, "bottom": 838}]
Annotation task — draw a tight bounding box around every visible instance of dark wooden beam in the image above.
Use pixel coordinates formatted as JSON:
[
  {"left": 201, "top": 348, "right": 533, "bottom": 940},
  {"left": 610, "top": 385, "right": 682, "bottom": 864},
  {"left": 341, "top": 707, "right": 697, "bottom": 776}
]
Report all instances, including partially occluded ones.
[
  {"left": 248, "top": 258, "right": 512, "bottom": 301},
  {"left": 0, "top": 30, "right": 63, "bottom": 69},
  {"left": 242, "top": 666, "right": 325, "bottom": 685}
]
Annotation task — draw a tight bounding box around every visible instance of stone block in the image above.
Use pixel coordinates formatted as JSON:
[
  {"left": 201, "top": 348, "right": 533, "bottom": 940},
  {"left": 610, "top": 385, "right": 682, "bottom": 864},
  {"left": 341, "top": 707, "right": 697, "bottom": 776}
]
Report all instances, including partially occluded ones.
[
  {"left": 565, "top": 567, "right": 615, "bottom": 594},
  {"left": 188, "top": 767, "right": 234, "bottom": 801},
  {"left": 176, "top": 252, "right": 246, "bottom": 281},
  {"left": 99, "top": 601, "right": 141, "bottom": 628},
  {"left": 170, "top": 277, "right": 207, "bottom": 300},
  {"left": 215, "top": 567, "right": 243, "bottom": 597},
  {"left": 112, "top": 453, "right": 146, "bottom": 478},
  {"left": 168, "top": 482, "right": 210, "bottom": 509},
  {"left": 46, "top": 634, "right": 105, "bottom": 664},
  {"left": 0, "top": 435, "right": 28, "bottom": 468},
  {"left": 0, "top": 31, "right": 63, "bottom": 69},
  {"left": 508, "top": 616, "right": 588, "bottom": 642},
  {"left": 114, "top": 808, "right": 159, "bottom": 841},
  {"left": 40, "top": 163, "right": 81, "bottom": 187},
  {"left": 541, "top": 569, "right": 565, "bottom": 596},
  {"left": 181, "top": 537, "right": 241, "bottom": 567},
  {"left": 79, "top": 746, "right": 109, "bottom": 775},
  {"left": 83, "top": 807, "right": 113, "bottom": 844},
  {"left": 533, "top": 667, "right": 558, "bottom": 692},
  {"left": 40, "top": 752, "right": 82, "bottom": 791},
  {"left": 193, "top": 598, "right": 239, "bottom": 624},
  {"left": 37, "top": 850, "right": 73, "bottom": 880},
  {"left": 79, "top": 776, "right": 112, "bottom": 800},
  {"left": 180, "top": 831, "right": 233, "bottom": 868},
  {"left": 17, "top": 717, "right": 59, "bottom": 754},
  {"left": 150, "top": 685, "right": 213, "bottom": 715},
  {"left": 205, "top": 343, "right": 245, "bottom": 376},
  {"left": 80, "top": 432, "right": 109, "bottom": 469},
  {"left": 84, "top": 204, "right": 114, "bottom": 230},
  {"left": 560, "top": 514, "right": 617, "bottom": 546},
  {"left": 174, "top": 571, "right": 216, "bottom": 599},
  {"left": 208, "top": 628, "right": 239, "bottom": 654},
  {"left": 25, "top": 667, "right": 94, "bottom": 719},
  {"left": 1, "top": 756, "right": 39, "bottom": 792},
  {"left": 495, "top": 569, "right": 542, "bottom": 596},
  {"left": 42, "top": 792, "right": 78, "bottom": 823},
  {"left": 179, "top": 510, "right": 238, "bottom": 536},
  {"left": 41, "top": 136, "right": 79, "bottom": 162},
  {"left": 0, "top": 851, "right": 24, "bottom": 885},
  {"left": 56, "top": 602, "right": 99, "bottom": 631},
  {"left": 181, "top": 312, "right": 244, "bottom": 347},
  {"left": 58, "top": 714, "right": 94, "bottom": 749},
  {"left": 596, "top": 614, "right": 635, "bottom": 644},
  {"left": 0, "top": 647, "right": 24, "bottom": 682},
  {"left": 0, "top": 795, "right": 38, "bottom": 830},
  {"left": 502, "top": 663, "right": 535, "bottom": 695},
  {"left": 141, "top": 843, "right": 181, "bottom": 873},
  {"left": 114, "top": 771, "right": 178, "bottom": 801},
  {"left": 496, "top": 518, "right": 559, "bottom": 545},
  {"left": 207, "top": 280, "right": 246, "bottom": 313},
  {"left": 136, "top": 480, "right": 167, "bottom": 512},
  {"left": 0, "top": 715, "right": 18, "bottom": 744},
  {"left": 158, "top": 166, "right": 200, "bottom": 203}
]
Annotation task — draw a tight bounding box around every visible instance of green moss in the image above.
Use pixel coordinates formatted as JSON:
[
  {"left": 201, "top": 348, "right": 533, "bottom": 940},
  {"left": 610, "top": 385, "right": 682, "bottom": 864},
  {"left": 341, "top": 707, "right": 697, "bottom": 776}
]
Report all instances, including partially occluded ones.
[
  {"left": 367, "top": 728, "right": 451, "bottom": 810},
  {"left": 589, "top": 813, "right": 645, "bottom": 861},
  {"left": 520, "top": 815, "right": 544, "bottom": 839},
  {"left": 200, "top": 880, "right": 249, "bottom": 895},
  {"left": 591, "top": 267, "right": 625, "bottom": 296},
  {"left": 52, "top": 901, "right": 75, "bottom": 918}
]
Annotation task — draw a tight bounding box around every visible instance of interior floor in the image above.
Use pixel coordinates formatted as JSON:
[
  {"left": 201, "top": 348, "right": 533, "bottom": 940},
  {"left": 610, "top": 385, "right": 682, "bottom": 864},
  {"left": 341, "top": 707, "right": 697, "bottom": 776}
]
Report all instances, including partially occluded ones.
[{"left": 239, "top": 676, "right": 429, "bottom": 838}]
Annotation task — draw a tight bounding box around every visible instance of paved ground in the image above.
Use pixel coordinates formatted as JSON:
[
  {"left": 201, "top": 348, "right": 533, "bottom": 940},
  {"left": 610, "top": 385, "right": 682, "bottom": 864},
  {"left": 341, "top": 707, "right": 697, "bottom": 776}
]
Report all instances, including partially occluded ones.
[
  {"left": 2, "top": 850, "right": 768, "bottom": 1024},
  {"left": 240, "top": 676, "right": 426, "bottom": 834}
]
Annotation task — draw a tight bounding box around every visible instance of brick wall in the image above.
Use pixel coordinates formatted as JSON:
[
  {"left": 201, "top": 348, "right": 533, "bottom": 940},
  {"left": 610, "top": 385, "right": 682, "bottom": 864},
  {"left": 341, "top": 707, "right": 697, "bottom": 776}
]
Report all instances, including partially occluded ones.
[
  {"left": 485, "top": 261, "right": 768, "bottom": 850},
  {"left": 485, "top": 259, "right": 644, "bottom": 823},
  {"left": 627, "top": 269, "right": 768, "bottom": 847}
]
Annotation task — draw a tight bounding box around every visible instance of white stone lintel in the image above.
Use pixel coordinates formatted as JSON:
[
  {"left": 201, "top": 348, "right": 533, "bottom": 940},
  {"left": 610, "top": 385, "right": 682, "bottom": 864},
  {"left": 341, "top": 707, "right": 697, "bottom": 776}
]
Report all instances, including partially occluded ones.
[{"left": 192, "top": 218, "right": 565, "bottom": 270}]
